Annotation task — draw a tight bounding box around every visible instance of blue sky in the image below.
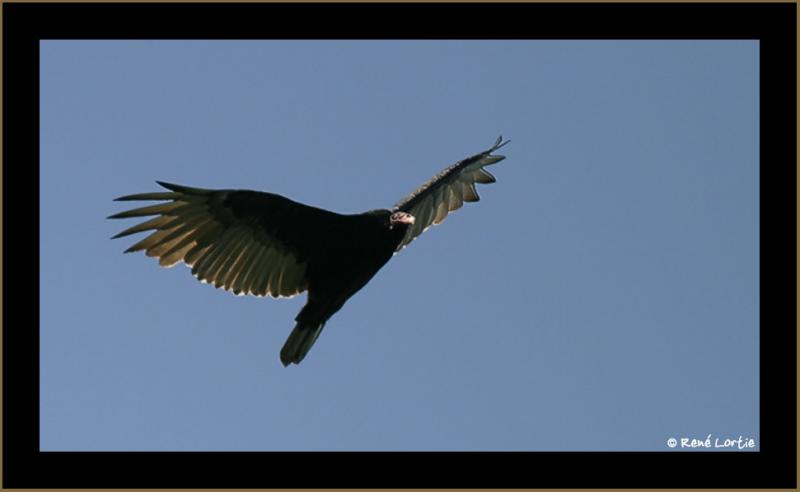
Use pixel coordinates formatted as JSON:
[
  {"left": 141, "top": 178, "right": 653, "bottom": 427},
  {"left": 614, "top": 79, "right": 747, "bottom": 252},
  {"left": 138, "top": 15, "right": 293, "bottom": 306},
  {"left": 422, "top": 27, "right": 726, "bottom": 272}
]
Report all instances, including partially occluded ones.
[{"left": 40, "top": 40, "right": 759, "bottom": 451}]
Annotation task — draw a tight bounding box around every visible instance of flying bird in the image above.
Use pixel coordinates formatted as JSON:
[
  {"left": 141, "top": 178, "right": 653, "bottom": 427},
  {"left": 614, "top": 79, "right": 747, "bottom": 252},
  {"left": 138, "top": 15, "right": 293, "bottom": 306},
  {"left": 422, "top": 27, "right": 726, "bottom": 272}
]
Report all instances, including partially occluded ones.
[{"left": 110, "top": 136, "right": 509, "bottom": 366}]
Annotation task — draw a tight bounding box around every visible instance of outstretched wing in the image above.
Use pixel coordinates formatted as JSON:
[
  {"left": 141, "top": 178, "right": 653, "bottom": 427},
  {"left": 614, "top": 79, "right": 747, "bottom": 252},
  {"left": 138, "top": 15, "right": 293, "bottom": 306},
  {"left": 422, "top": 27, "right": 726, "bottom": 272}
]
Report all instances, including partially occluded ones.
[
  {"left": 392, "top": 136, "right": 509, "bottom": 252},
  {"left": 109, "top": 182, "right": 343, "bottom": 298}
]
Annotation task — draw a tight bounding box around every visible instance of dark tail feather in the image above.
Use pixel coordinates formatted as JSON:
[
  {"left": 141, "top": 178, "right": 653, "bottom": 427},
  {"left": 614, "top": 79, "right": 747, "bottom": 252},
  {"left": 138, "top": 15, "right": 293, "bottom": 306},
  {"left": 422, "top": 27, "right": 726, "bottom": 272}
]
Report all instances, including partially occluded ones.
[{"left": 280, "top": 321, "right": 326, "bottom": 366}]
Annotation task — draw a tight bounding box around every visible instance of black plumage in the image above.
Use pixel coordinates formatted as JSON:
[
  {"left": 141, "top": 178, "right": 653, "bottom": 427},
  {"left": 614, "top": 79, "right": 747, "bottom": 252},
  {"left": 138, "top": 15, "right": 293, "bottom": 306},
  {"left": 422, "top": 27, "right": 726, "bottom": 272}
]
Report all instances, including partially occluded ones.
[{"left": 109, "top": 136, "right": 509, "bottom": 366}]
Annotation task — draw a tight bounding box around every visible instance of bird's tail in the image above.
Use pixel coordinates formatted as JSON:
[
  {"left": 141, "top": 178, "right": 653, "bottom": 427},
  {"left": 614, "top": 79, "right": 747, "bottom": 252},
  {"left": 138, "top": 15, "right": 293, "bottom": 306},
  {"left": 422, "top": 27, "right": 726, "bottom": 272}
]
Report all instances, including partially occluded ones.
[{"left": 280, "top": 321, "right": 326, "bottom": 366}]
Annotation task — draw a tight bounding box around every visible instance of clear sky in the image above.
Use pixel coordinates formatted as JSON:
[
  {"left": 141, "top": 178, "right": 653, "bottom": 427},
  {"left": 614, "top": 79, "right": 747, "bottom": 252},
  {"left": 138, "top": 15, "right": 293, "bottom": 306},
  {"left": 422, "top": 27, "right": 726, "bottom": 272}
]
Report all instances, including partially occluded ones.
[{"left": 40, "top": 40, "right": 759, "bottom": 451}]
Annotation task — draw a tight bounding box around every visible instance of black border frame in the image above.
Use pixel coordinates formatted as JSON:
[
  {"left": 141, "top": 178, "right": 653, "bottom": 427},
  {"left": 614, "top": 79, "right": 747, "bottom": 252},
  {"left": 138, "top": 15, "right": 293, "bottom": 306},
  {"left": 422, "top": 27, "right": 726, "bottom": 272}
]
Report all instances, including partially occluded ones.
[{"left": 3, "top": 2, "right": 796, "bottom": 488}]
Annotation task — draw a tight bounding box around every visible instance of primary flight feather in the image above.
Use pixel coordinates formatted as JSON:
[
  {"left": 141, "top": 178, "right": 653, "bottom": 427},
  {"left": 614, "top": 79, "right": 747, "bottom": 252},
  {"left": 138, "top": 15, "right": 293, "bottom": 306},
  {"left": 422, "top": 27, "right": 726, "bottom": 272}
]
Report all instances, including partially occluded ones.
[{"left": 110, "top": 136, "right": 509, "bottom": 366}]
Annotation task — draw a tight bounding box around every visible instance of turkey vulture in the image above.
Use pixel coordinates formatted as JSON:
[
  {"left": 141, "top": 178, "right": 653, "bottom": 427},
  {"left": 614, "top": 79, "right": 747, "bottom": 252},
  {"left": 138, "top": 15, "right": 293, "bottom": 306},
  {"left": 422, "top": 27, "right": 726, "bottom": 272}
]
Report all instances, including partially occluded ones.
[{"left": 110, "top": 136, "right": 509, "bottom": 366}]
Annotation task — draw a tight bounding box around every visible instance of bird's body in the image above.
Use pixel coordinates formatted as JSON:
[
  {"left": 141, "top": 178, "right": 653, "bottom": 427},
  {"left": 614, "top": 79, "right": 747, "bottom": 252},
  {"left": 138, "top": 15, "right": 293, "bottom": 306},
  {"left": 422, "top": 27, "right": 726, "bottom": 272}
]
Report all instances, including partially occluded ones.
[
  {"left": 110, "top": 137, "right": 509, "bottom": 365},
  {"left": 283, "top": 209, "right": 412, "bottom": 365}
]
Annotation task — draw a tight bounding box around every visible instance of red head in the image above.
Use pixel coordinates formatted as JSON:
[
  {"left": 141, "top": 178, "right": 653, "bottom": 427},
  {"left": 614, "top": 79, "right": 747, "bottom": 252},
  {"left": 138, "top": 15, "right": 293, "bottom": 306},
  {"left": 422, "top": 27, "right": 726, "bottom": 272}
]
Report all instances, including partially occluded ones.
[{"left": 389, "top": 211, "right": 415, "bottom": 229}]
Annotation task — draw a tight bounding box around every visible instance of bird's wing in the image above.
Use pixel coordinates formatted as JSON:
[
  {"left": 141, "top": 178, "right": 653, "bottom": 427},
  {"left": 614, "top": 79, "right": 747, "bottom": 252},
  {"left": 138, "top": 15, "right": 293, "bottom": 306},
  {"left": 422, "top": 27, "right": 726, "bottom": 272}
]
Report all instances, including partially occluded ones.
[
  {"left": 392, "top": 136, "right": 509, "bottom": 252},
  {"left": 109, "top": 182, "right": 343, "bottom": 298}
]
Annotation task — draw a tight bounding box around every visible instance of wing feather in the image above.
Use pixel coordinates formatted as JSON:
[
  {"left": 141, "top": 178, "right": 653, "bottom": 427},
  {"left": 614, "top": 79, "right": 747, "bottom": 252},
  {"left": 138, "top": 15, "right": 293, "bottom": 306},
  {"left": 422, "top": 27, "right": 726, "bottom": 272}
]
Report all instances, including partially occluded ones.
[
  {"left": 228, "top": 241, "right": 260, "bottom": 294},
  {"left": 158, "top": 219, "right": 214, "bottom": 262},
  {"left": 159, "top": 240, "right": 197, "bottom": 268},
  {"left": 393, "top": 136, "right": 509, "bottom": 251},
  {"left": 185, "top": 244, "right": 210, "bottom": 267},
  {"left": 266, "top": 258, "right": 284, "bottom": 298},
  {"left": 239, "top": 246, "right": 269, "bottom": 296},
  {"left": 212, "top": 229, "right": 250, "bottom": 288},
  {"left": 221, "top": 242, "right": 250, "bottom": 291},
  {"left": 280, "top": 260, "right": 305, "bottom": 297},
  {"left": 112, "top": 215, "right": 179, "bottom": 239},
  {"left": 187, "top": 221, "right": 226, "bottom": 252},
  {"left": 193, "top": 228, "right": 241, "bottom": 282},
  {"left": 463, "top": 183, "right": 480, "bottom": 202},
  {"left": 252, "top": 247, "right": 278, "bottom": 297},
  {"left": 472, "top": 169, "right": 496, "bottom": 184},
  {"left": 110, "top": 181, "right": 340, "bottom": 298},
  {"left": 271, "top": 262, "right": 286, "bottom": 297},
  {"left": 149, "top": 229, "right": 194, "bottom": 259},
  {"left": 433, "top": 197, "right": 449, "bottom": 225}
]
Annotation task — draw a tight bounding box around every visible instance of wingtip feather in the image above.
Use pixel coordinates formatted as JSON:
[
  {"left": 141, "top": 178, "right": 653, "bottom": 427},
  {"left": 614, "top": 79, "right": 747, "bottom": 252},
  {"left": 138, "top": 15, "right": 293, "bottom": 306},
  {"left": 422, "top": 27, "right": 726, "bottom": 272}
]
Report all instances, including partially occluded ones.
[
  {"left": 492, "top": 135, "right": 511, "bottom": 151},
  {"left": 156, "top": 181, "right": 213, "bottom": 195}
]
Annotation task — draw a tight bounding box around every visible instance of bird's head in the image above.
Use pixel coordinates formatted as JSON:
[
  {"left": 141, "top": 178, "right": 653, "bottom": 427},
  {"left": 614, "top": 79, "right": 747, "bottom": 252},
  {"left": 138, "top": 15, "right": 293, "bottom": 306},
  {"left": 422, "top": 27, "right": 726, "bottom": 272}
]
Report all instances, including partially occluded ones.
[{"left": 389, "top": 211, "right": 415, "bottom": 230}]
